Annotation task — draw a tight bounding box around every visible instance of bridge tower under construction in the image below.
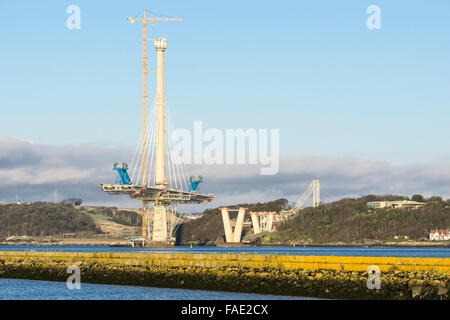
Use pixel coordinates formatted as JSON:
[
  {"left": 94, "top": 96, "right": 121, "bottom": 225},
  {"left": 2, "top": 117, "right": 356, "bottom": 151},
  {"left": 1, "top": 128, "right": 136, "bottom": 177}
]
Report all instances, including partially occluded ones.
[{"left": 99, "top": 10, "right": 213, "bottom": 244}]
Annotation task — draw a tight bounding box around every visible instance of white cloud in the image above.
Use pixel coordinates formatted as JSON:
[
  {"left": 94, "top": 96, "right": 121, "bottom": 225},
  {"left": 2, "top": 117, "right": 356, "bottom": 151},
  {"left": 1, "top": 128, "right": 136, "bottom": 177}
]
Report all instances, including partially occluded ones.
[{"left": 1, "top": 136, "right": 450, "bottom": 211}]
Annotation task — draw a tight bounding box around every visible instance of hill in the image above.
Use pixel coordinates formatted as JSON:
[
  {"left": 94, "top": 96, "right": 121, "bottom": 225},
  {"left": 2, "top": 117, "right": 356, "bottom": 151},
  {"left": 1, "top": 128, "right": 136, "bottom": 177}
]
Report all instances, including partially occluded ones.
[
  {"left": 2, "top": 194, "right": 449, "bottom": 245},
  {"left": 0, "top": 202, "right": 100, "bottom": 237},
  {"left": 177, "top": 195, "right": 450, "bottom": 245},
  {"left": 270, "top": 195, "right": 450, "bottom": 244},
  {"left": 82, "top": 206, "right": 141, "bottom": 236},
  {"left": 0, "top": 202, "right": 141, "bottom": 238}
]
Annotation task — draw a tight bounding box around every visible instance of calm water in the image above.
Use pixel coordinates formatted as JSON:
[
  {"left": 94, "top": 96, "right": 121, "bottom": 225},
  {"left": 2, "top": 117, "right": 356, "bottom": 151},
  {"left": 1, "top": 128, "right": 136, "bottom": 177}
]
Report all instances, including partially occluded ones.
[
  {"left": 0, "top": 244, "right": 449, "bottom": 257},
  {"left": 0, "top": 278, "right": 304, "bottom": 300}
]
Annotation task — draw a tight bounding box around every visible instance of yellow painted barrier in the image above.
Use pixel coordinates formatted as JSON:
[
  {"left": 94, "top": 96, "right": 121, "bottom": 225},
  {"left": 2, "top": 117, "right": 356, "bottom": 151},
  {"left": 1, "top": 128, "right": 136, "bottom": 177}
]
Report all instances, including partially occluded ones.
[{"left": 0, "top": 251, "right": 449, "bottom": 274}]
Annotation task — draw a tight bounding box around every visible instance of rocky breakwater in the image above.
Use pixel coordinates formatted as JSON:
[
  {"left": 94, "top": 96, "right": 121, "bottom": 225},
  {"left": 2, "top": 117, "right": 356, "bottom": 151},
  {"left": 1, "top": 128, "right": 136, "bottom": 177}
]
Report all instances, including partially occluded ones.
[{"left": 0, "top": 251, "right": 448, "bottom": 299}]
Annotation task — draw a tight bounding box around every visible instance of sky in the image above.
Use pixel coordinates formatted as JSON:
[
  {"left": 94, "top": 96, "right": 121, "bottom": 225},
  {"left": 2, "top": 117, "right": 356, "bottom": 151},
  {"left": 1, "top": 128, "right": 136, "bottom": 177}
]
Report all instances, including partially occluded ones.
[{"left": 0, "top": 1, "right": 449, "bottom": 211}]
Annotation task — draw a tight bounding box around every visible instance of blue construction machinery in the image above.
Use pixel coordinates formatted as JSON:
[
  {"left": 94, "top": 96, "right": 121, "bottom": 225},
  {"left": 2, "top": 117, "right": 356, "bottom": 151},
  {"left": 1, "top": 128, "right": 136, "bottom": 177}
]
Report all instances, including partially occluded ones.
[
  {"left": 188, "top": 175, "right": 203, "bottom": 192},
  {"left": 113, "top": 162, "right": 132, "bottom": 185}
]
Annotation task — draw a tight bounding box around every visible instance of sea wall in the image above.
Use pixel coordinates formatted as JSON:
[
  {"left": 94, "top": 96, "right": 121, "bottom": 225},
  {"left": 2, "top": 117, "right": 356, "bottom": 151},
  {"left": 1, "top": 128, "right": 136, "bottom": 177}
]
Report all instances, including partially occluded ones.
[{"left": 0, "top": 251, "right": 448, "bottom": 299}]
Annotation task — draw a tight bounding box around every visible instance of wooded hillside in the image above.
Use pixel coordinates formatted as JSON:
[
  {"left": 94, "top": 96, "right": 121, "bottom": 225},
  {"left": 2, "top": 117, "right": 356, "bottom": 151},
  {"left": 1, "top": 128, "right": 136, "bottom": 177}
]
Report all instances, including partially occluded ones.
[
  {"left": 272, "top": 195, "right": 450, "bottom": 243},
  {"left": 177, "top": 195, "right": 450, "bottom": 244},
  {"left": 0, "top": 202, "right": 101, "bottom": 236}
]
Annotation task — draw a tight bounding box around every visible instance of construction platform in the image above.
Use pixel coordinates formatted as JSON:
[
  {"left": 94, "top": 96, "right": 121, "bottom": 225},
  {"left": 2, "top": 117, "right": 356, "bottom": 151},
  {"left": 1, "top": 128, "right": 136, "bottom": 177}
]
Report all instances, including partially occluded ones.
[
  {"left": 99, "top": 184, "right": 213, "bottom": 204},
  {"left": 110, "top": 240, "right": 175, "bottom": 247}
]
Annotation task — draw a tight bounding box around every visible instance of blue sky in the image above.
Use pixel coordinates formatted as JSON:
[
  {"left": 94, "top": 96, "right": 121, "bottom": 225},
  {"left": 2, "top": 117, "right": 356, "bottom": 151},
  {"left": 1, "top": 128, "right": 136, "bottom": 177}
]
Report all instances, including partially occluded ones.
[
  {"left": 1, "top": 1, "right": 450, "bottom": 207},
  {"left": 1, "top": 1, "right": 449, "bottom": 164}
]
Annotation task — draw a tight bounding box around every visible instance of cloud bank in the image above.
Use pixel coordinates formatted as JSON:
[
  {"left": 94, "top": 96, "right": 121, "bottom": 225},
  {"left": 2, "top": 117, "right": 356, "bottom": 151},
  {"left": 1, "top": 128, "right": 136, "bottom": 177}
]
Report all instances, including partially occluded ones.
[{"left": 1, "top": 136, "right": 450, "bottom": 212}]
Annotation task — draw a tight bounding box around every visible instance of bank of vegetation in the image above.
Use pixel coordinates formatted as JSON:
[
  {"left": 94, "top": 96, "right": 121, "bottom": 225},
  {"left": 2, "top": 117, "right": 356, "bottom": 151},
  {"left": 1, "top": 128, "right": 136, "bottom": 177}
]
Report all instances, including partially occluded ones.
[
  {"left": 0, "top": 202, "right": 100, "bottom": 237},
  {"left": 271, "top": 195, "right": 450, "bottom": 244},
  {"left": 84, "top": 206, "right": 141, "bottom": 227},
  {"left": 177, "top": 195, "right": 450, "bottom": 245},
  {"left": 0, "top": 202, "right": 142, "bottom": 238}
]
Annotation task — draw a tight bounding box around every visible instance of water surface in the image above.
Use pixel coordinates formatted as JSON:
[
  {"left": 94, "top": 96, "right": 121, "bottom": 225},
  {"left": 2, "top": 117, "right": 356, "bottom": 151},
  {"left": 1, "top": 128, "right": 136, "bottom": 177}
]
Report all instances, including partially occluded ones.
[
  {"left": 0, "top": 245, "right": 449, "bottom": 257},
  {"left": 0, "top": 278, "right": 304, "bottom": 300}
]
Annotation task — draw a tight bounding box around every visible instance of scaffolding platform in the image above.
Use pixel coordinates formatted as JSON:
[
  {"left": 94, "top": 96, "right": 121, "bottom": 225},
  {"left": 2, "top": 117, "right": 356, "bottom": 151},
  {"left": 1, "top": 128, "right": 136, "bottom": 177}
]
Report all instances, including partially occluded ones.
[{"left": 99, "top": 184, "right": 214, "bottom": 204}]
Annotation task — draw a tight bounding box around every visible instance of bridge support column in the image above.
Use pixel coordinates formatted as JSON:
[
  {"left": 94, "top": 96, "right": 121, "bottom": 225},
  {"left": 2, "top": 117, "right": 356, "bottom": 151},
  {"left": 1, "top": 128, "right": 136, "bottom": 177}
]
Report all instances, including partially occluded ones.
[
  {"left": 266, "top": 213, "right": 273, "bottom": 232},
  {"left": 233, "top": 208, "right": 245, "bottom": 242},
  {"left": 313, "top": 179, "right": 320, "bottom": 207},
  {"left": 155, "top": 38, "right": 167, "bottom": 186},
  {"left": 250, "top": 212, "right": 276, "bottom": 235},
  {"left": 142, "top": 201, "right": 147, "bottom": 239},
  {"left": 220, "top": 207, "right": 247, "bottom": 243},
  {"left": 221, "top": 208, "right": 234, "bottom": 242},
  {"left": 250, "top": 213, "right": 261, "bottom": 234},
  {"left": 152, "top": 204, "right": 168, "bottom": 241}
]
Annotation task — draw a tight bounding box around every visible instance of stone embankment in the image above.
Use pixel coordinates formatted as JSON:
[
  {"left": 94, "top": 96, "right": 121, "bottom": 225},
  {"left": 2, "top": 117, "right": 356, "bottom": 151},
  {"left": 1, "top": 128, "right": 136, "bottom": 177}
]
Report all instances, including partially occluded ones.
[{"left": 0, "top": 251, "right": 448, "bottom": 299}]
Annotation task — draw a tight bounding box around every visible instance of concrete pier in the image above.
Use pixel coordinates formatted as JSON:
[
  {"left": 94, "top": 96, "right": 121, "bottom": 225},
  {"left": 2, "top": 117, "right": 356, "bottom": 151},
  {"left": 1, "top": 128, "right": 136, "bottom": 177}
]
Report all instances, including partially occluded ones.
[{"left": 220, "top": 208, "right": 246, "bottom": 243}]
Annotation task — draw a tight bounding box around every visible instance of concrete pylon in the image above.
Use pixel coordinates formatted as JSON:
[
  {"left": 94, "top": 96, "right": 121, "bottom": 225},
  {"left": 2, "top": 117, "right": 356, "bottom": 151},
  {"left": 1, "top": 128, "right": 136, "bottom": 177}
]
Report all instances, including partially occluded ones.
[
  {"left": 152, "top": 205, "right": 167, "bottom": 241},
  {"left": 151, "top": 38, "right": 169, "bottom": 242},
  {"left": 250, "top": 212, "right": 275, "bottom": 234},
  {"left": 266, "top": 213, "right": 273, "bottom": 232},
  {"left": 312, "top": 180, "right": 320, "bottom": 207},
  {"left": 142, "top": 201, "right": 147, "bottom": 238},
  {"left": 221, "top": 208, "right": 233, "bottom": 242},
  {"left": 155, "top": 38, "right": 167, "bottom": 187},
  {"left": 220, "top": 207, "right": 246, "bottom": 243},
  {"left": 250, "top": 213, "right": 261, "bottom": 234},
  {"left": 233, "top": 208, "right": 245, "bottom": 242}
]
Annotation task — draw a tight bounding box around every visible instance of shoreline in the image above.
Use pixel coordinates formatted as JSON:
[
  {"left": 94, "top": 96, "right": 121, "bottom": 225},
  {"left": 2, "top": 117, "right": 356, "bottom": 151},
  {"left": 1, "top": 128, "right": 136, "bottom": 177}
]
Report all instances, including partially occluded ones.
[{"left": 1, "top": 239, "right": 449, "bottom": 248}]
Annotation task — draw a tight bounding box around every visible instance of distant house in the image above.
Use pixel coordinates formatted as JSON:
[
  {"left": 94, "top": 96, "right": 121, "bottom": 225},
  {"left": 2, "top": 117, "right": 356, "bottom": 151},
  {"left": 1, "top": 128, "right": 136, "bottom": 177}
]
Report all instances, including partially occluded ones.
[
  {"left": 367, "top": 200, "right": 426, "bottom": 210},
  {"left": 182, "top": 213, "right": 203, "bottom": 220},
  {"left": 429, "top": 229, "right": 450, "bottom": 241}
]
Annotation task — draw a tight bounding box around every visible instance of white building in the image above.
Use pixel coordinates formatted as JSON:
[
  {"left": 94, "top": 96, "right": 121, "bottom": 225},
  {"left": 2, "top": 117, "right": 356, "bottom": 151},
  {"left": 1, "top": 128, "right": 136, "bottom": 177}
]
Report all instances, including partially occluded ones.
[
  {"left": 367, "top": 200, "right": 426, "bottom": 210},
  {"left": 429, "top": 229, "right": 450, "bottom": 241}
]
